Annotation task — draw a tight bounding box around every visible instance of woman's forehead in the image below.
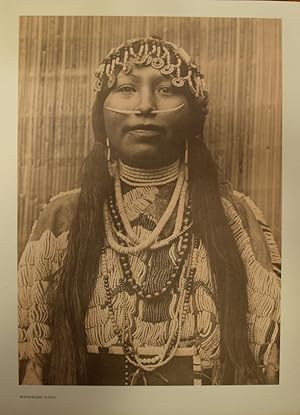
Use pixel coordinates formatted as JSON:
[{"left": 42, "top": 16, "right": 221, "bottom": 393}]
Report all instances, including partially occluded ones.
[{"left": 116, "top": 65, "right": 171, "bottom": 83}]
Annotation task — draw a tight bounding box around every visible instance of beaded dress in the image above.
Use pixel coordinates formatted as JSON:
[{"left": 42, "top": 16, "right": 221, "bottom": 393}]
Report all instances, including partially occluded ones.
[{"left": 18, "top": 161, "right": 281, "bottom": 385}]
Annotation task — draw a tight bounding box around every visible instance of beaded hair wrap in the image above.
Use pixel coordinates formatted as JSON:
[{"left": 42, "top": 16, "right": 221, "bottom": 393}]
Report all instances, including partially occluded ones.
[{"left": 94, "top": 37, "right": 208, "bottom": 111}]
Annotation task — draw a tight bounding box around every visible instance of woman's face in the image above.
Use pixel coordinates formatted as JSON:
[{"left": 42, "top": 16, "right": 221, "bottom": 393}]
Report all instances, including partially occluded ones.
[{"left": 103, "top": 64, "right": 193, "bottom": 168}]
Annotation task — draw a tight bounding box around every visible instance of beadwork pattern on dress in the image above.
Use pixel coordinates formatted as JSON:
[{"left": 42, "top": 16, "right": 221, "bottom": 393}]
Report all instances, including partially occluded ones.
[{"left": 18, "top": 187, "right": 280, "bottom": 379}]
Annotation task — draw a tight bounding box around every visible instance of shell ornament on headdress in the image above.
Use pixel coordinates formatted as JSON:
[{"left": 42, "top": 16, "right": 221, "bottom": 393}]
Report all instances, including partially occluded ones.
[{"left": 94, "top": 36, "right": 208, "bottom": 113}]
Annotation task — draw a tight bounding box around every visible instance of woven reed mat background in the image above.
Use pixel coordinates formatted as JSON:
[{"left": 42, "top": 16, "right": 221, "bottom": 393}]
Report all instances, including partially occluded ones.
[{"left": 18, "top": 16, "right": 281, "bottom": 257}]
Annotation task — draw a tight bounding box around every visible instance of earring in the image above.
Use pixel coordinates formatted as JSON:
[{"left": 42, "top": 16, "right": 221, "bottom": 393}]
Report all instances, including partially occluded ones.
[
  {"left": 184, "top": 138, "right": 189, "bottom": 182},
  {"left": 106, "top": 137, "right": 111, "bottom": 163},
  {"left": 106, "top": 137, "right": 117, "bottom": 178}
]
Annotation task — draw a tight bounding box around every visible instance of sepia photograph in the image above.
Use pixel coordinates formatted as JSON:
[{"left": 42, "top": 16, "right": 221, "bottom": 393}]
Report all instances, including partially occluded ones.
[{"left": 17, "top": 16, "right": 281, "bottom": 386}]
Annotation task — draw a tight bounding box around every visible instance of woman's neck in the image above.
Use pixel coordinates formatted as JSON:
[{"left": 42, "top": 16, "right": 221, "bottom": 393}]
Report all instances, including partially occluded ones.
[{"left": 118, "top": 158, "right": 181, "bottom": 187}]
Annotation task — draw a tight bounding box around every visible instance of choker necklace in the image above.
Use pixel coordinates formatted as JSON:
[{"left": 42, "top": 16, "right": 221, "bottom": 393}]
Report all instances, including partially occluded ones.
[{"left": 119, "top": 159, "right": 180, "bottom": 187}]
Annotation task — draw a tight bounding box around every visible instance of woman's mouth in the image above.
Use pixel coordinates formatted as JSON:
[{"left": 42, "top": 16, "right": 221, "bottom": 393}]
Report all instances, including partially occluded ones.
[
  {"left": 127, "top": 125, "right": 163, "bottom": 137},
  {"left": 129, "top": 129, "right": 161, "bottom": 137}
]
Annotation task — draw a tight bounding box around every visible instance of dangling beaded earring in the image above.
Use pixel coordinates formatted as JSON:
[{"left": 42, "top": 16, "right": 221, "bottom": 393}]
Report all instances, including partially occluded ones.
[
  {"left": 106, "top": 137, "right": 117, "bottom": 177},
  {"left": 184, "top": 138, "right": 189, "bottom": 182},
  {"left": 106, "top": 137, "right": 111, "bottom": 163}
]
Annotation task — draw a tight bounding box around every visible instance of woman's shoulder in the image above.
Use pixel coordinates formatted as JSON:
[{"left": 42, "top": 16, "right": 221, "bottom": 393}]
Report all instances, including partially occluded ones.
[{"left": 30, "top": 188, "right": 81, "bottom": 241}]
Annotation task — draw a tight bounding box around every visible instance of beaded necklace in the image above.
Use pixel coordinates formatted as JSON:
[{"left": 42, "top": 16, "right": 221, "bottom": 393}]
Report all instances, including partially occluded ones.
[
  {"left": 102, "top": 157, "right": 199, "bottom": 379},
  {"left": 101, "top": 235, "right": 197, "bottom": 375},
  {"left": 106, "top": 179, "right": 190, "bottom": 252},
  {"left": 108, "top": 194, "right": 193, "bottom": 299},
  {"left": 113, "top": 163, "right": 185, "bottom": 246},
  {"left": 105, "top": 160, "right": 189, "bottom": 254},
  {"left": 119, "top": 159, "right": 180, "bottom": 187}
]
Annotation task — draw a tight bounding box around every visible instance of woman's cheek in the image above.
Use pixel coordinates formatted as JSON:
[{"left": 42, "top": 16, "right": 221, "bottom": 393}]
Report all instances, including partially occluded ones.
[
  {"left": 164, "top": 113, "right": 191, "bottom": 132},
  {"left": 104, "top": 111, "right": 121, "bottom": 135}
]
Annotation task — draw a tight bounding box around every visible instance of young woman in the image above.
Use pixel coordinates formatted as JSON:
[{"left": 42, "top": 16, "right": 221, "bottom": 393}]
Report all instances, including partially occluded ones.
[{"left": 18, "top": 36, "right": 280, "bottom": 385}]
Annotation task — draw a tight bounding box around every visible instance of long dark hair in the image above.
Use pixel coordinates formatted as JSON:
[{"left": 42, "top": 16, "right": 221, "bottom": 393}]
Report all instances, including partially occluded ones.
[{"left": 45, "top": 80, "right": 264, "bottom": 386}]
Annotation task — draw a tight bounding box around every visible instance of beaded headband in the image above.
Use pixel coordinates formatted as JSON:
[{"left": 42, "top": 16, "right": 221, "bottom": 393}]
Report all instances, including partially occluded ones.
[{"left": 94, "top": 36, "right": 208, "bottom": 109}]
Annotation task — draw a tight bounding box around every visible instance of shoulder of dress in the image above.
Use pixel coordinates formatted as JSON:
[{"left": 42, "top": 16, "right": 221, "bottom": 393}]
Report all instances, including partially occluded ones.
[
  {"left": 223, "top": 189, "right": 276, "bottom": 271},
  {"left": 228, "top": 190, "right": 265, "bottom": 230},
  {"left": 231, "top": 189, "right": 253, "bottom": 206},
  {"left": 30, "top": 188, "right": 81, "bottom": 241},
  {"left": 231, "top": 190, "right": 267, "bottom": 225},
  {"left": 47, "top": 187, "right": 81, "bottom": 203}
]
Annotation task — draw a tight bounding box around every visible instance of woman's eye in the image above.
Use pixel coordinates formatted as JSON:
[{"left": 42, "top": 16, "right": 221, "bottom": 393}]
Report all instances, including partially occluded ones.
[
  {"left": 159, "top": 86, "right": 174, "bottom": 94},
  {"left": 116, "top": 85, "right": 136, "bottom": 93}
]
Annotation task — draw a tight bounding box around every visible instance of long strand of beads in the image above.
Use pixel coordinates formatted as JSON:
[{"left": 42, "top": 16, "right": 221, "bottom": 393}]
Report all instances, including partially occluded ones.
[
  {"left": 144, "top": 245, "right": 196, "bottom": 370},
  {"left": 109, "top": 197, "right": 192, "bottom": 299},
  {"left": 118, "top": 229, "right": 191, "bottom": 299},
  {"left": 102, "top": 239, "right": 196, "bottom": 373},
  {"left": 114, "top": 165, "right": 185, "bottom": 245},
  {"left": 104, "top": 187, "right": 187, "bottom": 255},
  {"left": 104, "top": 176, "right": 188, "bottom": 254},
  {"left": 108, "top": 180, "right": 189, "bottom": 251},
  {"left": 112, "top": 220, "right": 193, "bottom": 250},
  {"left": 124, "top": 245, "right": 194, "bottom": 371}
]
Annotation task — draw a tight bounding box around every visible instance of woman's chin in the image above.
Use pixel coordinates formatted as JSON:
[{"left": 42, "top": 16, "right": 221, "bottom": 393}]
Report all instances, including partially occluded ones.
[{"left": 119, "top": 146, "right": 176, "bottom": 168}]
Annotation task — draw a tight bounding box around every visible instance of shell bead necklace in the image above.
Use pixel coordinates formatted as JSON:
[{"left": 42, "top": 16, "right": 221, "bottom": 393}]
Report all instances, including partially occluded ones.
[
  {"left": 119, "top": 159, "right": 180, "bottom": 187},
  {"left": 113, "top": 164, "right": 185, "bottom": 246},
  {"left": 101, "top": 236, "right": 197, "bottom": 373},
  {"left": 107, "top": 177, "right": 190, "bottom": 251},
  {"left": 108, "top": 195, "right": 193, "bottom": 299}
]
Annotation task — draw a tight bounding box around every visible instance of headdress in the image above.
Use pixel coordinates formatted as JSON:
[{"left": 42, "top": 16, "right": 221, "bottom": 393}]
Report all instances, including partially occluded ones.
[{"left": 94, "top": 36, "right": 208, "bottom": 113}]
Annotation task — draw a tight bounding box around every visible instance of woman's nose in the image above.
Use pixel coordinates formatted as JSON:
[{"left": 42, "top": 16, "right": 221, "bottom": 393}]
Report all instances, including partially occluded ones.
[{"left": 136, "top": 88, "right": 156, "bottom": 116}]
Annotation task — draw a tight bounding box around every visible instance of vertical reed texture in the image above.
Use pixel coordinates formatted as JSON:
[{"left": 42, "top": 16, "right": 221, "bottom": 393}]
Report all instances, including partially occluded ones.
[{"left": 18, "top": 16, "right": 281, "bottom": 257}]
